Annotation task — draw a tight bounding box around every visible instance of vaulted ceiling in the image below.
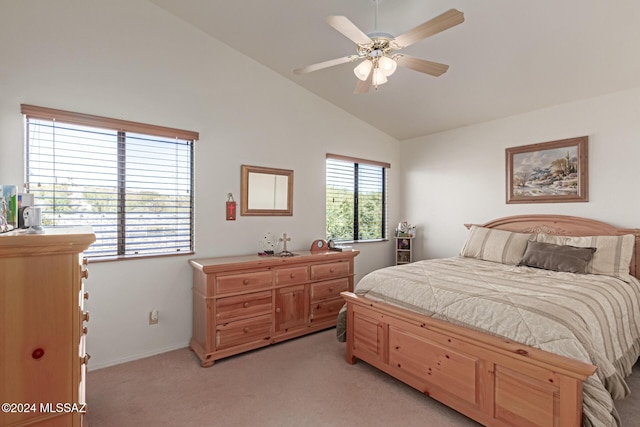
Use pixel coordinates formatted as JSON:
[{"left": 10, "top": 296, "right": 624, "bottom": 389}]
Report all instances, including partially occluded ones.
[{"left": 149, "top": 0, "right": 640, "bottom": 140}]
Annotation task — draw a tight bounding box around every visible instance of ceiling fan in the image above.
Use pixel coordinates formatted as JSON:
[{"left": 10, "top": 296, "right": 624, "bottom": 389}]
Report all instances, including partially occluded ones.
[{"left": 293, "top": 2, "right": 464, "bottom": 94}]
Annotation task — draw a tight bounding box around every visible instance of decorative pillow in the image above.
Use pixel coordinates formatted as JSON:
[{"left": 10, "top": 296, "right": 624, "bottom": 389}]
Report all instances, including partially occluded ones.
[
  {"left": 460, "top": 226, "right": 532, "bottom": 265},
  {"left": 533, "top": 233, "right": 635, "bottom": 282},
  {"left": 518, "top": 241, "right": 596, "bottom": 274}
]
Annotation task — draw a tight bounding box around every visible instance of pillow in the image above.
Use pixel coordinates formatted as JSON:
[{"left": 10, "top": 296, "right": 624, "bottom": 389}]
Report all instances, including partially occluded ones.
[
  {"left": 533, "top": 233, "right": 635, "bottom": 282},
  {"left": 460, "top": 226, "right": 532, "bottom": 265},
  {"left": 518, "top": 241, "right": 596, "bottom": 274}
]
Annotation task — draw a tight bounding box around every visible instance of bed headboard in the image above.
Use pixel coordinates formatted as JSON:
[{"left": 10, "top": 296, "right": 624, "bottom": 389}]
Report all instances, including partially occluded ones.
[{"left": 465, "top": 214, "right": 640, "bottom": 280}]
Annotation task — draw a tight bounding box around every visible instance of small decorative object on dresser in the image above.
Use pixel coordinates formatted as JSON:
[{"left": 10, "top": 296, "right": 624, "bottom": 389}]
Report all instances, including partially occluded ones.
[
  {"left": 189, "top": 248, "right": 359, "bottom": 367},
  {"left": 0, "top": 227, "right": 95, "bottom": 427},
  {"left": 310, "top": 239, "right": 328, "bottom": 252}
]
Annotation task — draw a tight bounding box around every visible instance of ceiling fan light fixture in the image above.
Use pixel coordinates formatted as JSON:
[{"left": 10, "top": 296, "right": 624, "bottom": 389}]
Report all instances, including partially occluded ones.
[
  {"left": 372, "top": 67, "right": 388, "bottom": 86},
  {"left": 378, "top": 55, "right": 397, "bottom": 77},
  {"left": 354, "top": 60, "right": 373, "bottom": 81}
]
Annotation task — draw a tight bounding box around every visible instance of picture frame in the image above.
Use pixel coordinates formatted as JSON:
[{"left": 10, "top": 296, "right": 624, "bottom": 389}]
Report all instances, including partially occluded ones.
[{"left": 505, "top": 136, "right": 588, "bottom": 204}]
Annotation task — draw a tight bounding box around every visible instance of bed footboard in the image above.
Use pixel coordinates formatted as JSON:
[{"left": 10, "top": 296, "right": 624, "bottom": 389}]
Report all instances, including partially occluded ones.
[{"left": 342, "top": 291, "right": 596, "bottom": 427}]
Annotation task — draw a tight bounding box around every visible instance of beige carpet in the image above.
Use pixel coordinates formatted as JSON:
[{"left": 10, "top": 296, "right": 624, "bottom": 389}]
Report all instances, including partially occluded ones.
[{"left": 87, "top": 329, "right": 640, "bottom": 426}]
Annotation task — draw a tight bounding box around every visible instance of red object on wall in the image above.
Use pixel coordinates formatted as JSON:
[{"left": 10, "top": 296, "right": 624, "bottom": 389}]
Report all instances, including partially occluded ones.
[{"left": 226, "top": 193, "right": 236, "bottom": 220}]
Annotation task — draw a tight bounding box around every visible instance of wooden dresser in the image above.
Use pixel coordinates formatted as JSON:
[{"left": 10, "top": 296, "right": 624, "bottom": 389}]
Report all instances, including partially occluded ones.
[
  {"left": 0, "top": 227, "right": 95, "bottom": 427},
  {"left": 189, "top": 249, "right": 359, "bottom": 367}
]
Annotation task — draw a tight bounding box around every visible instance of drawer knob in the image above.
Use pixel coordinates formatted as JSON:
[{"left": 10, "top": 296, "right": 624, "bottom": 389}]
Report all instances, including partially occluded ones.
[
  {"left": 81, "top": 269, "right": 89, "bottom": 279},
  {"left": 84, "top": 291, "right": 89, "bottom": 300},
  {"left": 82, "top": 326, "right": 88, "bottom": 335},
  {"left": 328, "top": 287, "right": 334, "bottom": 292},
  {"left": 243, "top": 279, "right": 250, "bottom": 285},
  {"left": 32, "top": 348, "right": 45, "bottom": 360},
  {"left": 82, "top": 311, "right": 90, "bottom": 323},
  {"left": 329, "top": 268, "right": 334, "bottom": 273},
  {"left": 243, "top": 327, "right": 250, "bottom": 333},
  {"left": 290, "top": 273, "right": 296, "bottom": 278},
  {"left": 275, "top": 307, "right": 281, "bottom": 313},
  {"left": 81, "top": 354, "right": 91, "bottom": 365},
  {"left": 83, "top": 257, "right": 89, "bottom": 266},
  {"left": 243, "top": 302, "right": 250, "bottom": 308}
]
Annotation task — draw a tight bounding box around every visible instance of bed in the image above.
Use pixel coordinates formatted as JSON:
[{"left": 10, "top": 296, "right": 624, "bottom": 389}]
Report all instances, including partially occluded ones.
[{"left": 340, "top": 215, "right": 640, "bottom": 427}]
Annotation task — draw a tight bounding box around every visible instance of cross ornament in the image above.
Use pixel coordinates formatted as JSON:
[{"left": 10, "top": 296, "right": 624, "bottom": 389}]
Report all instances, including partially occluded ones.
[
  {"left": 279, "top": 233, "right": 291, "bottom": 253},
  {"left": 278, "top": 233, "right": 295, "bottom": 257}
]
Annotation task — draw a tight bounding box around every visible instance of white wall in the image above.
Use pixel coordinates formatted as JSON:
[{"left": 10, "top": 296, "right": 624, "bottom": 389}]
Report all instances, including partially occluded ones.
[
  {"left": 0, "top": 0, "right": 400, "bottom": 369},
  {"left": 401, "top": 87, "right": 640, "bottom": 261}
]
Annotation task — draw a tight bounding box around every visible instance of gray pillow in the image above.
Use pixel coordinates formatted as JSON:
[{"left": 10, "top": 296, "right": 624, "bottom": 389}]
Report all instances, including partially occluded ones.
[{"left": 518, "top": 241, "right": 596, "bottom": 274}]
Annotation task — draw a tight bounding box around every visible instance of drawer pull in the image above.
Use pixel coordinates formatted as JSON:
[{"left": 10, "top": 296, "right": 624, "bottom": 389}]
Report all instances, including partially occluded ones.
[
  {"left": 243, "top": 279, "right": 250, "bottom": 285},
  {"left": 82, "top": 311, "right": 90, "bottom": 323},
  {"left": 32, "top": 348, "right": 45, "bottom": 360},
  {"left": 82, "top": 326, "right": 88, "bottom": 335},
  {"left": 81, "top": 269, "right": 89, "bottom": 279},
  {"left": 81, "top": 354, "right": 91, "bottom": 365},
  {"left": 243, "top": 327, "right": 250, "bottom": 333},
  {"left": 243, "top": 302, "right": 250, "bottom": 308},
  {"left": 83, "top": 257, "right": 89, "bottom": 266},
  {"left": 84, "top": 291, "right": 89, "bottom": 300}
]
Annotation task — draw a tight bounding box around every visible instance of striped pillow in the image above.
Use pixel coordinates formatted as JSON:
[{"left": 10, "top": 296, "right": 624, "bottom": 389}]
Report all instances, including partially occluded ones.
[
  {"left": 533, "top": 233, "right": 635, "bottom": 282},
  {"left": 460, "top": 226, "right": 532, "bottom": 265}
]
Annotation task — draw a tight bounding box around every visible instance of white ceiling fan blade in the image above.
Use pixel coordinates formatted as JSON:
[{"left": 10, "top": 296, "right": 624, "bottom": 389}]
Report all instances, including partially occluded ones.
[
  {"left": 393, "top": 9, "right": 464, "bottom": 49},
  {"left": 293, "top": 56, "right": 355, "bottom": 75},
  {"left": 354, "top": 66, "right": 373, "bottom": 94},
  {"left": 326, "top": 16, "right": 373, "bottom": 46},
  {"left": 395, "top": 55, "right": 449, "bottom": 77}
]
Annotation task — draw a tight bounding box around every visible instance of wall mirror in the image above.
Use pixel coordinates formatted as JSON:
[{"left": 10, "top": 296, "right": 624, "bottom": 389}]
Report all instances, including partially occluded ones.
[{"left": 241, "top": 165, "right": 293, "bottom": 216}]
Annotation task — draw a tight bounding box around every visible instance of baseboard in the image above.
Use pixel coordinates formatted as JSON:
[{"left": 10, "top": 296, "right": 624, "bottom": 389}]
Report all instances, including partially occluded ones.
[{"left": 87, "top": 342, "right": 190, "bottom": 371}]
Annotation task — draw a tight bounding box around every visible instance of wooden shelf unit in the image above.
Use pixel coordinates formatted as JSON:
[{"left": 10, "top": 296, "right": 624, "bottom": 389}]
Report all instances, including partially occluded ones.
[
  {"left": 395, "top": 236, "right": 414, "bottom": 265},
  {"left": 189, "top": 249, "right": 359, "bottom": 367},
  {"left": 0, "top": 227, "right": 95, "bottom": 427}
]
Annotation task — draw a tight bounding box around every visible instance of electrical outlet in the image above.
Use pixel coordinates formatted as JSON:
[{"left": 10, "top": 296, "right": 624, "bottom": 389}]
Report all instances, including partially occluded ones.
[{"left": 149, "top": 309, "right": 159, "bottom": 325}]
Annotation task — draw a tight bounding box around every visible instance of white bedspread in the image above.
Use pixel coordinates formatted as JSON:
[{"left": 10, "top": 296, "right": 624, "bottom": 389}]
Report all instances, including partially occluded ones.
[{"left": 354, "top": 257, "right": 640, "bottom": 427}]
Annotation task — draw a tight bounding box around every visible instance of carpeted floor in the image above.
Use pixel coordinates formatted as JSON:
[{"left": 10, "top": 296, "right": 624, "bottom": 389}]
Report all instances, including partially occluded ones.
[{"left": 87, "top": 329, "right": 640, "bottom": 426}]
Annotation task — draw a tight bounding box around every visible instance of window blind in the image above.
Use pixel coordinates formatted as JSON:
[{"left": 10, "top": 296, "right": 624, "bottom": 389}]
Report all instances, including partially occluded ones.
[
  {"left": 23, "top": 105, "right": 196, "bottom": 259},
  {"left": 326, "top": 154, "right": 388, "bottom": 242}
]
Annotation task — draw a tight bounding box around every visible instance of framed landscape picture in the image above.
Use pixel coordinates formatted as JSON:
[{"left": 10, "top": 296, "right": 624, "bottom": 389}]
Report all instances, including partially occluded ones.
[{"left": 506, "top": 136, "right": 588, "bottom": 204}]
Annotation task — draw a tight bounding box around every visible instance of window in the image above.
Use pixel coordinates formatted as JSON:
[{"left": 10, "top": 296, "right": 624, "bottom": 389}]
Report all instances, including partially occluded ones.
[
  {"left": 326, "top": 153, "right": 389, "bottom": 242},
  {"left": 22, "top": 104, "right": 198, "bottom": 259}
]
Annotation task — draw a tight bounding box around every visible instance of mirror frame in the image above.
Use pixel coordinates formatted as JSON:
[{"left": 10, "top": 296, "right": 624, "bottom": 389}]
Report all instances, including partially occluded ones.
[{"left": 240, "top": 165, "right": 293, "bottom": 216}]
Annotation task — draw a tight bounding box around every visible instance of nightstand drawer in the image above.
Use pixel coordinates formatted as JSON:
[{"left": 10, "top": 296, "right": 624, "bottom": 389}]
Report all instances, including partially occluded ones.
[
  {"left": 275, "top": 266, "right": 309, "bottom": 285},
  {"left": 310, "top": 298, "right": 344, "bottom": 322},
  {"left": 310, "top": 278, "right": 349, "bottom": 302},
  {"left": 215, "top": 271, "right": 272, "bottom": 294},
  {"left": 216, "top": 314, "right": 272, "bottom": 349},
  {"left": 216, "top": 290, "right": 272, "bottom": 321},
  {"left": 310, "top": 261, "right": 350, "bottom": 280}
]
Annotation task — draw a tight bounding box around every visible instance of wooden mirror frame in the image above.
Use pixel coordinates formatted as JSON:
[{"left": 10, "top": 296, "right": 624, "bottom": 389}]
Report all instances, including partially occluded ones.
[{"left": 240, "top": 165, "right": 293, "bottom": 216}]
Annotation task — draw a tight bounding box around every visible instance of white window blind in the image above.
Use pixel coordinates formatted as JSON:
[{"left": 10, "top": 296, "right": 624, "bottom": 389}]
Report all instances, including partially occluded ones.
[
  {"left": 23, "top": 105, "right": 197, "bottom": 259},
  {"left": 326, "top": 154, "right": 389, "bottom": 242}
]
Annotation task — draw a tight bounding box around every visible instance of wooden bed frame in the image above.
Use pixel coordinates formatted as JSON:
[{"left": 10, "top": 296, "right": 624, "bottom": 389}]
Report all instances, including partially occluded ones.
[{"left": 342, "top": 215, "right": 640, "bottom": 427}]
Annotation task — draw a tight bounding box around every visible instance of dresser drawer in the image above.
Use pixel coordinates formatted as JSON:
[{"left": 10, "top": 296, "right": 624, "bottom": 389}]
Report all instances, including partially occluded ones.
[
  {"left": 275, "top": 266, "right": 309, "bottom": 286},
  {"left": 215, "top": 271, "right": 272, "bottom": 294},
  {"left": 310, "top": 278, "right": 349, "bottom": 302},
  {"left": 216, "top": 291, "right": 272, "bottom": 321},
  {"left": 310, "top": 298, "right": 345, "bottom": 323},
  {"left": 310, "top": 261, "right": 350, "bottom": 280},
  {"left": 216, "top": 314, "right": 272, "bottom": 349}
]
